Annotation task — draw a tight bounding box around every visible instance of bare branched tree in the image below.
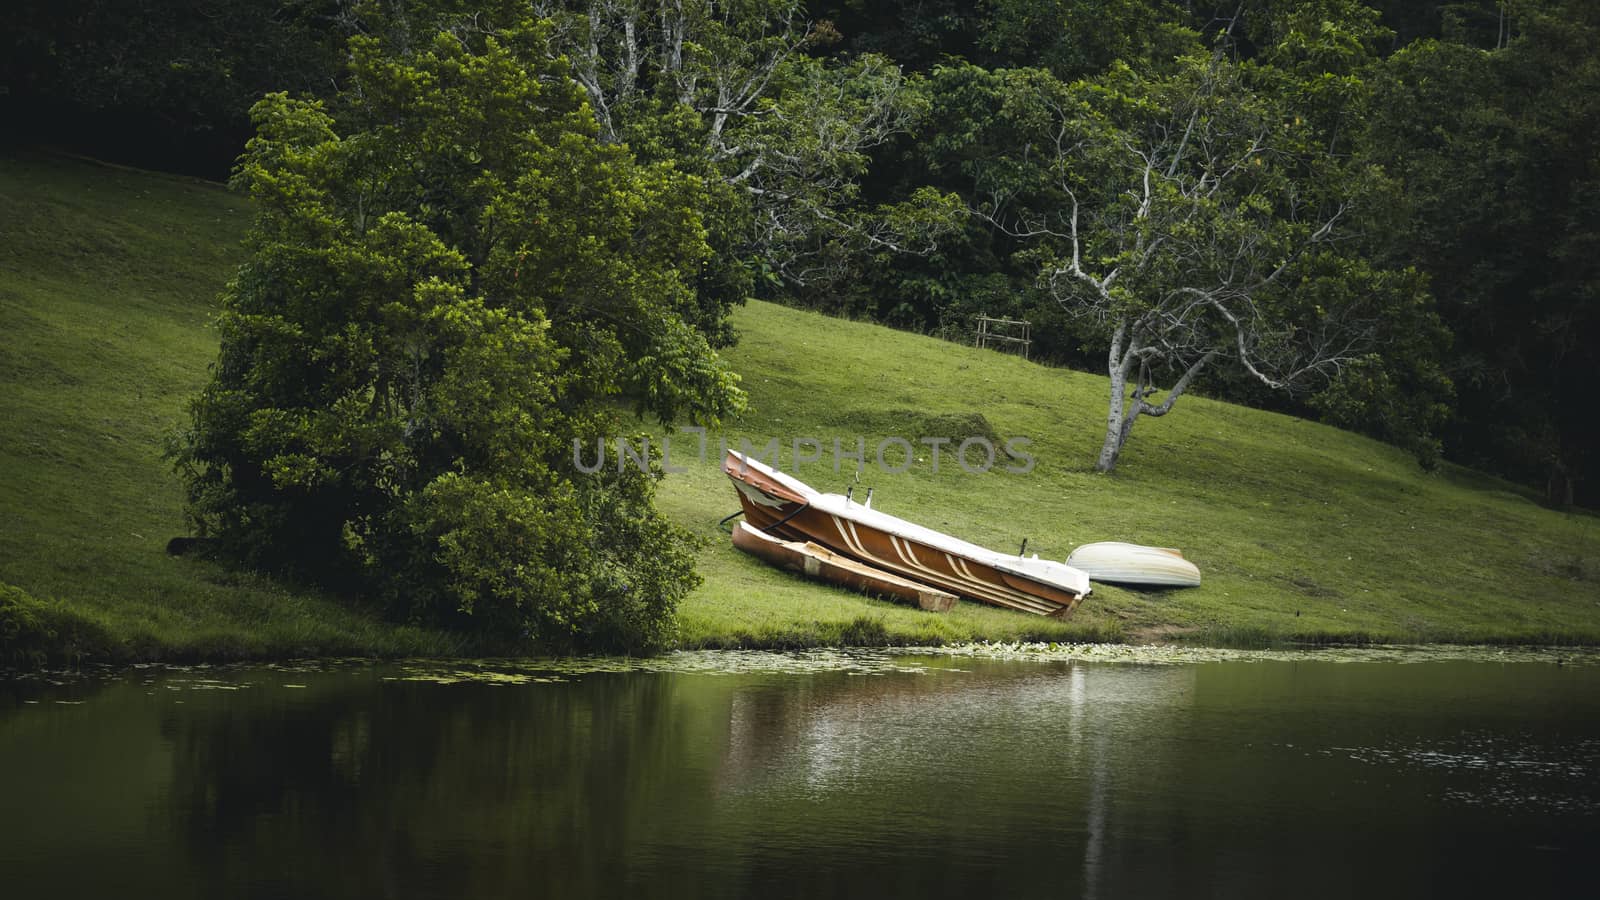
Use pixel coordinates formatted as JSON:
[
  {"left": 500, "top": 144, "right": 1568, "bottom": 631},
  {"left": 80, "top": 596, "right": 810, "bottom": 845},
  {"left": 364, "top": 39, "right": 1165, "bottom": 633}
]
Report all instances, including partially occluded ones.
[
  {"left": 534, "top": 0, "right": 811, "bottom": 146},
  {"left": 967, "top": 56, "right": 1381, "bottom": 472}
]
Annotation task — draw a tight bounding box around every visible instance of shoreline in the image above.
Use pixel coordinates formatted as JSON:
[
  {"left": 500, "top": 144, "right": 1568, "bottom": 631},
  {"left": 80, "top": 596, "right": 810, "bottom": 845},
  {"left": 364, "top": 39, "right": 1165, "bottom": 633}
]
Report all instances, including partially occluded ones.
[{"left": 7, "top": 640, "right": 1598, "bottom": 681}]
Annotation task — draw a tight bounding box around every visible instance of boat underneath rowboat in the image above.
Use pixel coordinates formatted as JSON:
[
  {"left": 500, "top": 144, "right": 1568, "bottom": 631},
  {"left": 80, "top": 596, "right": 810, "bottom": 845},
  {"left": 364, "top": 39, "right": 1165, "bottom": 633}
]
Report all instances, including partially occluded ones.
[
  {"left": 732, "top": 521, "right": 958, "bottom": 612},
  {"left": 723, "top": 451, "right": 1090, "bottom": 616},
  {"left": 1065, "top": 541, "right": 1202, "bottom": 588}
]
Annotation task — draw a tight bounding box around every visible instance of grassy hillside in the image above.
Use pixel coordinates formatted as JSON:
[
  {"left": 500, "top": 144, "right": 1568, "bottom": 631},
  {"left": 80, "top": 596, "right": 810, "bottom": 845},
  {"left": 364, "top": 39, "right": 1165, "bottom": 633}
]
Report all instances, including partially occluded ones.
[
  {"left": 0, "top": 155, "right": 460, "bottom": 662},
  {"left": 3, "top": 155, "right": 1598, "bottom": 662},
  {"left": 661, "top": 304, "right": 1600, "bottom": 647}
]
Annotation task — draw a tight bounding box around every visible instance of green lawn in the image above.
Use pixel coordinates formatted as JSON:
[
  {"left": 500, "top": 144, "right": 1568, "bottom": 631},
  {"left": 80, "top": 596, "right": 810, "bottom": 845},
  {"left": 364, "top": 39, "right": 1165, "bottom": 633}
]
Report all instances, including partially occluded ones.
[
  {"left": 0, "top": 155, "right": 461, "bottom": 662},
  {"left": 3, "top": 154, "right": 1598, "bottom": 663}
]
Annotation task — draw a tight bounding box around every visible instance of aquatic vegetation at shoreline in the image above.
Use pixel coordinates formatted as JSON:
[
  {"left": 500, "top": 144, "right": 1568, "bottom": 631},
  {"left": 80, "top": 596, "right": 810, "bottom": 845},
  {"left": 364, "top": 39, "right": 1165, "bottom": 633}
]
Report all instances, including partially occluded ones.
[
  {"left": 7, "top": 642, "right": 1597, "bottom": 694},
  {"left": 915, "top": 641, "right": 1600, "bottom": 666}
]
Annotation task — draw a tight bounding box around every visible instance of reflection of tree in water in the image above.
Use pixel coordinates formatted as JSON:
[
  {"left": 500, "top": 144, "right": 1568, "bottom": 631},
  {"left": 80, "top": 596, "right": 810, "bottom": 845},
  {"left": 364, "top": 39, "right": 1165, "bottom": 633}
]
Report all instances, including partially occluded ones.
[
  {"left": 161, "top": 672, "right": 724, "bottom": 899},
  {"left": 723, "top": 661, "right": 1195, "bottom": 789},
  {"left": 716, "top": 661, "right": 1203, "bottom": 899}
]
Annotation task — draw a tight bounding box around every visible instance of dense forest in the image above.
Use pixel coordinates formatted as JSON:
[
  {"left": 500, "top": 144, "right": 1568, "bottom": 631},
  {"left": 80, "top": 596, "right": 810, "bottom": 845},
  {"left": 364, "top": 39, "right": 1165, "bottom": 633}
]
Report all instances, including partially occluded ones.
[{"left": 4, "top": 1, "right": 1596, "bottom": 645}]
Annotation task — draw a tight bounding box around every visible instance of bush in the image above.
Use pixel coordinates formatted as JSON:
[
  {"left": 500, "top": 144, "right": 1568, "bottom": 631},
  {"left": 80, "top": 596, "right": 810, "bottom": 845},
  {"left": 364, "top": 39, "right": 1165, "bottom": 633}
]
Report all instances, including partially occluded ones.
[
  {"left": 0, "top": 583, "right": 113, "bottom": 668},
  {"left": 171, "top": 8, "right": 744, "bottom": 652},
  {"left": 391, "top": 466, "right": 695, "bottom": 653}
]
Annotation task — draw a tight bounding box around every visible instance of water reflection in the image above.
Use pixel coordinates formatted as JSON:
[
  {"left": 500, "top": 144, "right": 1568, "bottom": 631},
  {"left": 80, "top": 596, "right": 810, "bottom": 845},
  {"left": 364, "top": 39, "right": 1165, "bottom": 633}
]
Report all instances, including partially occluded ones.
[
  {"left": 0, "top": 657, "right": 1595, "bottom": 899},
  {"left": 156, "top": 671, "right": 719, "bottom": 898}
]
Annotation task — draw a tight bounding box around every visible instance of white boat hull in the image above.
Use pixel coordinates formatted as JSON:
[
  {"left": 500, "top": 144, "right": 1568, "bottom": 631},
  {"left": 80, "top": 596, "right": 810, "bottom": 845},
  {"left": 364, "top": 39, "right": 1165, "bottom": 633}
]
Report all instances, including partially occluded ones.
[{"left": 1065, "top": 542, "right": 1201, "bottom": 588}]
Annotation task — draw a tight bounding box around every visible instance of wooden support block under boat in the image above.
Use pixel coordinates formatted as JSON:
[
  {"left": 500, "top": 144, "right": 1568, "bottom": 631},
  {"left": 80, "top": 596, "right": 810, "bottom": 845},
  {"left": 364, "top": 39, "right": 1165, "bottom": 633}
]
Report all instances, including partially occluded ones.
[{"left": 732, "top": 521, "right": 958, "bottom": 613}]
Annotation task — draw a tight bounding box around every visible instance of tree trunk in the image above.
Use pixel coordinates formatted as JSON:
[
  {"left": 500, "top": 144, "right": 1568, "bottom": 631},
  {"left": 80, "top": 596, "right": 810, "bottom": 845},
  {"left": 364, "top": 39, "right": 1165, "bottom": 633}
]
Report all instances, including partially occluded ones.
[
  {"left": 1096, "top": 395, "right": 1142, "bottom": 473},
  {"left": 1096, "top": 409, "right": 1137, "bottom": 473},
  {"left": 1546, "top": 459, "right": 1574, "bottom": 508},
  {"left": 1095, "top": 321, "right": 1136, "bottom": 473}
]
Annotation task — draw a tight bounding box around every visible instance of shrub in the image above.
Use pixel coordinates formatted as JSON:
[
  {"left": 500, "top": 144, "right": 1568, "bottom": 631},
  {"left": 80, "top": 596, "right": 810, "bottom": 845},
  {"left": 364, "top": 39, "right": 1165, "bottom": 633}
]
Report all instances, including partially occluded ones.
[
  {"left": 0, "top": 583, "right": 114, "bottom": 668},
  {"left": 171, "top": 8, "right": 743, "bottom": 651}
]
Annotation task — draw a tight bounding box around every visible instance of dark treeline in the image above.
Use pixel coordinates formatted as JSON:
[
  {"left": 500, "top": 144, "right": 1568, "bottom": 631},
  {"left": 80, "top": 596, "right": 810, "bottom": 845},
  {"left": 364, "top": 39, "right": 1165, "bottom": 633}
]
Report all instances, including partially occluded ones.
[
  {"left": 803, "top": 0, "right": 1597, "bottom": 504},
  {"left": 4, "top": 0, "right": 1595, "bottom": 506},
  {"left": 3, "top": 0, "right": 348, "bottom": 177}
]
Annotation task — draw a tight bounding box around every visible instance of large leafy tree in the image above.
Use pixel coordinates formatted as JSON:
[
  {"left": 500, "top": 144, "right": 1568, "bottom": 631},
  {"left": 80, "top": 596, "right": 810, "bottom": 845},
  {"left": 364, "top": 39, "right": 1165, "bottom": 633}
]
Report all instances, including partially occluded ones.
[
  {"left": 173, "top": 7, "right": 744, "bottom": 650},
  {"left": 798, "top": 0, "right": 1205, "bottom": 332},
  {"left": 531, "top": 0, "right": 963, "bottom": 299},
  {"left": 1198, "top": 0, "right": 1456, "bottom": 463},
  {"left": 935, "top": 45, "right": 1445, "bottom": 472}
]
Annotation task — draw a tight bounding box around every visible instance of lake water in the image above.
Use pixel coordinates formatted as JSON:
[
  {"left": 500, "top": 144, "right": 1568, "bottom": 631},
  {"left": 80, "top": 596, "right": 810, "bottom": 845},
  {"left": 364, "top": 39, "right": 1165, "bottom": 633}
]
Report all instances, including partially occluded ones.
[{"left": 2, "top": 648, "right": 1597, "bottom": 898}]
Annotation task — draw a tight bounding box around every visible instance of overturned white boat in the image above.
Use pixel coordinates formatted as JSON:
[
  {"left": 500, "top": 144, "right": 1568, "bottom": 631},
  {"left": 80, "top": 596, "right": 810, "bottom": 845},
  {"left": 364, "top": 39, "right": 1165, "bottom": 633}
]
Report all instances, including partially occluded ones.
[{"left": 1065, "top": 542, "right": 1201, "bottom": 588}]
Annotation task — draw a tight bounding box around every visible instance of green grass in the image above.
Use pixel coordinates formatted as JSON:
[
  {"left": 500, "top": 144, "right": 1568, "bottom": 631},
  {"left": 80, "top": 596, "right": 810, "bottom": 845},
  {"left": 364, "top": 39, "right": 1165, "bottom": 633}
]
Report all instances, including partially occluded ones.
[
  {"left": 0, "top": 155, "right": 462, "bottom": 662},
  {"left": 3, "top": 154, "right": 1599, "bottom": 662},
  {"left": 659, "top": 301, "right": 1600, "bottom": 646}
]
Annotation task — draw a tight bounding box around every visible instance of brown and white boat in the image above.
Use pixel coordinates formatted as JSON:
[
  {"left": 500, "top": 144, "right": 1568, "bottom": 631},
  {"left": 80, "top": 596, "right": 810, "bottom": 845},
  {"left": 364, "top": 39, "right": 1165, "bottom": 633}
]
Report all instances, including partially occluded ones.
[
  {"left": 724, "top": 450, "right": 1091, "bottom": 616},
  {"left": 732, "top": 521, "right": 958, "bottom": 612}
]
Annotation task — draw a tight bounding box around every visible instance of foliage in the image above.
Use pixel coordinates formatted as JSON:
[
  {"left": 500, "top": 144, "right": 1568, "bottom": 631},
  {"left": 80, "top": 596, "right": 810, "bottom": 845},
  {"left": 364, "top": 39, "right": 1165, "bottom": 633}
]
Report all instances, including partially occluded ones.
[
  {"left": 1304, "top": 263, "right": 1455, "bottom": 469},
  {"left": 1223, "top": 1, "right": 1457, "bottom": 466},
  {"left": 0, "top": 582, "right": 113, "bottom": 668},
  {"left": 0, "top": 0, "right": 1469, "bottom": 485},
  {"left": 172, "top": 10, "right": 745, "bottom": 650},
  {"left": 0, "top": 582, "right": 56, "bottom": 668},
  {"left": 1361, "top": 0, "right": 1600, "bottom": 504},
  {"left": 810, "top": 0, "right": 1195, "bottom": 77},
  {"left": 0, "top": 155, "right": 468, "bottom": 663},
  {"left": 10, "top": 0, "right": 1594, "bottom": 501},
  {"left": 532, "top": 0, "right": 964, "bottom": 299},
  {"left": 976, "top": 0, "right": 1196, "bottom": 77},
  {"left": 929, "top": 48, "right": 1445, "bottom": 471},
  {"left": 806, "top": 0, "right": 983, "bottom": 71},
  {"left": 7, "top": 158, "right": 1600, "bottom": 659}
]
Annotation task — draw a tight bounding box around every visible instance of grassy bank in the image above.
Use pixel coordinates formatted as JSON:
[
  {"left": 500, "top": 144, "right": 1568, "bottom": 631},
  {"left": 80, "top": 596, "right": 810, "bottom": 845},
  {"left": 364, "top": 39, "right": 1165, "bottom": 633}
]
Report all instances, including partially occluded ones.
[
  {"left": 659, "top": 303, "right": 1600, "bottom": 647},
  {"left": 3, "top": 155, "right": 1598, "bottom": 663},
  {"left": 0, "top": 155, "right": 462, "bottom": 664}
]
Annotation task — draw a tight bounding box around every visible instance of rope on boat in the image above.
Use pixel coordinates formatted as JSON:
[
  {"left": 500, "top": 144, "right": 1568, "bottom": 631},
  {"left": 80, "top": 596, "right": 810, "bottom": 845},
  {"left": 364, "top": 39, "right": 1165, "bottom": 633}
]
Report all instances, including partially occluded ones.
[
  {"left": 717, "top": 510, "right": 745, "bottom": 532},
  {"left": 759, "top": 501, "right": 811, "bottom": 536}
]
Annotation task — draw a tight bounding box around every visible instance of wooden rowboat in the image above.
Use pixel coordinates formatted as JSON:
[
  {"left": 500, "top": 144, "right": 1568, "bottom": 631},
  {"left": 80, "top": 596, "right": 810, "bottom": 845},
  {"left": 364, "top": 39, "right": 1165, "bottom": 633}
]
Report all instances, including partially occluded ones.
[
  {"left": 1065, "top": 541, "right": 1202, "bottom": 588},
  {"left": 732, "top": 521, "right": 957, "bottom": 612},
  {"left": 723, "top": 450, "right": 1090, "bottom": 616}
]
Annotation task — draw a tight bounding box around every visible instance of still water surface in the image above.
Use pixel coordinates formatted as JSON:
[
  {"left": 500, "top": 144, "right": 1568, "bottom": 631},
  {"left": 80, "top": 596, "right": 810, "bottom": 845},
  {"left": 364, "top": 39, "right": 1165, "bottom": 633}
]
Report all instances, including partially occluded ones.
[{"left": 1, "top": 649, "right": 1597, "bottom": 898}]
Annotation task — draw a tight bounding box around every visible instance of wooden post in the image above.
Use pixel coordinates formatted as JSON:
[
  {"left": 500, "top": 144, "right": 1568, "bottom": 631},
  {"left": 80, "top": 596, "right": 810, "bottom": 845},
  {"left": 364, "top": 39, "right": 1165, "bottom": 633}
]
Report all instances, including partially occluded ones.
[{"left": 973, "top": 314, "right": 1032, "bottom": 359}]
